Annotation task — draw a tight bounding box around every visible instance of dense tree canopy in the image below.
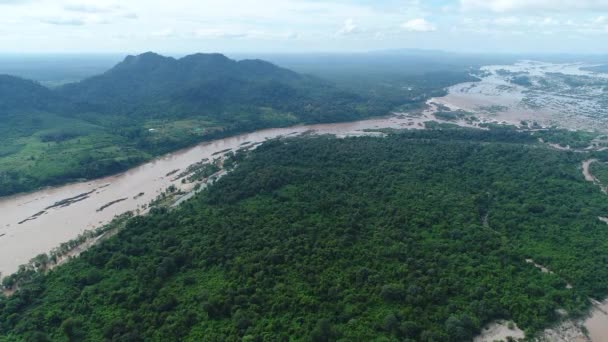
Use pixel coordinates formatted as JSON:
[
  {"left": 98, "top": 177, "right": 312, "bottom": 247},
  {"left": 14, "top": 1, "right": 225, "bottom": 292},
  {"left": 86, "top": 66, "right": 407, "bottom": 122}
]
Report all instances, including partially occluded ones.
[{"left": 2, "top": 128, "right": 608, "bottom": 341}]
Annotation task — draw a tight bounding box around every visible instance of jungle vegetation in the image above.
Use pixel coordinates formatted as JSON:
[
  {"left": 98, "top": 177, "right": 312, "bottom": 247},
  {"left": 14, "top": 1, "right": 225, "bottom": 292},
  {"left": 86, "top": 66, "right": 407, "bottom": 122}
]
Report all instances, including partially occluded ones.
[{"left": 2, "top": 128, "right": 608, "bottom": 341}]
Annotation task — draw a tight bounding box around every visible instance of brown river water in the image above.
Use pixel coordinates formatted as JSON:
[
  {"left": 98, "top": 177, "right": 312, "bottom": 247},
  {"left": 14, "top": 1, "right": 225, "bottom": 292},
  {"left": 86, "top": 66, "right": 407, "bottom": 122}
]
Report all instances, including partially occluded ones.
[{"left": 585, "top": 300, "right": 608, "bottom": 342}]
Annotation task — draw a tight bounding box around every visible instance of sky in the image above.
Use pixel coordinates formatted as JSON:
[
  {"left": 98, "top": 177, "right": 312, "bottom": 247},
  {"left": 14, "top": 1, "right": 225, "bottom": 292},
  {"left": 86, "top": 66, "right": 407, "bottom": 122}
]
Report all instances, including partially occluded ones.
[{"left": 0, "top": 0, "right": 608, "bottom": 54}]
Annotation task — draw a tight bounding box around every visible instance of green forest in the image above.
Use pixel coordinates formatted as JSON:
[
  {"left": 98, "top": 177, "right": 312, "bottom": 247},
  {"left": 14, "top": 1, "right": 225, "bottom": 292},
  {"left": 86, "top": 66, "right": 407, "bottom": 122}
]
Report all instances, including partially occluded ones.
[{"left": 3, "top": 127, "right": 608, "bottom": 341}]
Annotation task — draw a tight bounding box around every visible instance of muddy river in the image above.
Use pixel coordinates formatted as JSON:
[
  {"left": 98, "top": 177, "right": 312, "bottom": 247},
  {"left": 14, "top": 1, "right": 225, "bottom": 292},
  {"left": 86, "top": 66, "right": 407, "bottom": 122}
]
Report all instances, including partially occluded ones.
[{"left": 432, "top": 60, "right": 608, "bottom": 131}]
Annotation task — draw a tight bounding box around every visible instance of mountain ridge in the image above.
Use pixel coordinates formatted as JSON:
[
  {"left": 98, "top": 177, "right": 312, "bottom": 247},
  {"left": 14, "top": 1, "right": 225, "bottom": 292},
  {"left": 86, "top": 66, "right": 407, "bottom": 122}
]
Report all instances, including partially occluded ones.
[{"left": 55, "top": 52, "right": 348, "bottom": 122}]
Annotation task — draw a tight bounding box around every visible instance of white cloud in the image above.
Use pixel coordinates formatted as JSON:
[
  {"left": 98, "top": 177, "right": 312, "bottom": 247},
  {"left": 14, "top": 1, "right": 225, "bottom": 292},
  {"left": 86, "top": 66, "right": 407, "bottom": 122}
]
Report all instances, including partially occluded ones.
[
  {"left": 284, "top": 30, "right": 299, "bottom": 40},
  {"left": 539, "top": 17, "right": 559, "bottom": 26},
  {"left": 457, "top": 13, "right": 608, "bottom": 36},
  {"left": 64, "top": 3, "right": 120, "bottom": 13},
  {"left": 0, "top": 0, "right": 605, "bottom": 53},
  {"left": 41, "top": 17, "right": 86, "bottom": 26},
  {"left": 194, "top": 28, "right": 248, "bottom": 39},
  {"left": 401, "top": 18, "right": 436, "bottom": 32},
  {"left": 151, "top": 28, "right": 176, "bottom": 38},
  {"left": 39, "top": 11, "right": 134, "bottom": 26},
  {"left": 461, "top": 0, "right": 608, "bottom": 13},
  {"left": 192, "top": 28, "right": 298, "bottom": 40},
  {"left": 0, "top": 0, "right": 30, "bottom": 4},
  {"left": 493, "top": 16, "right": 520, "bottom": 26},
  {"left": 574, "top": 15, "right": 608, "bottom": 33},
  {"left": 63, "top": 2, "right": 137, "bottom": 21},
  {"left": 593, "top": 16, "right": 607, "bottom": 24},
  {"left": 337, "top": 18, "right": 359, "bottom": 35},
  {"left": 123, "top": 12, "right": 137, "bottom": 19}
]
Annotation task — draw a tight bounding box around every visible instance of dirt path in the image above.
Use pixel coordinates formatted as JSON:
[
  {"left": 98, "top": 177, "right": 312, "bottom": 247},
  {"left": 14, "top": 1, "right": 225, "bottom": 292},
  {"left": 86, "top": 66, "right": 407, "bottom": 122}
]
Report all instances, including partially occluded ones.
[
  {"left": 583, "top": 159, "right": 599, "bottom": 182},
  {"left": 582, "top": 159, "right": 608, "bottom": 193}
]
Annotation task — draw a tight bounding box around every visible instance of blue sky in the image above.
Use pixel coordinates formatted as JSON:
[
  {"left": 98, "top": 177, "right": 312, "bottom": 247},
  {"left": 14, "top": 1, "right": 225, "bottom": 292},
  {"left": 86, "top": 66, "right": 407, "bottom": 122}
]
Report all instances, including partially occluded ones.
[{"left": 0, "top": 0, "right": 607, "bottom": 54}]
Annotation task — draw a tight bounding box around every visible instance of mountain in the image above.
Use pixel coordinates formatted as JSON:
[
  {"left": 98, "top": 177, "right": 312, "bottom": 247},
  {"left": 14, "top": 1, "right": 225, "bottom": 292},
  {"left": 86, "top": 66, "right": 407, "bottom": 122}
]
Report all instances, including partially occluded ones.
[
  {"left": 57, "top": 52, "right": 369, "bottom": 124},
  {"left": 57, "top": 53, "right": 256, "bottom": 105}
]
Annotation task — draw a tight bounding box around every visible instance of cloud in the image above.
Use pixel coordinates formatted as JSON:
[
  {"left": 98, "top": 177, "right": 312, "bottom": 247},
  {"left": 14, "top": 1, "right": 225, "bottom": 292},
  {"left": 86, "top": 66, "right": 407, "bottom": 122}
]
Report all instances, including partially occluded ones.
[
  {"left": 63, "top": 2, "right": 137, "bottom": 20},
  {"left": 574, "top": 15, "right": 608, "bottom": 33},
  {"left": 36, "top": 2, "right": 138, "bottom": 27},
  {"left": 538, "top": 17, "right": 559, "bottom": 26},
  {"left": 40, "top": 12, "right": 127, "bottom": 26},
  {"left": 0, "top": 0, "right": 30, "bottom": 4},
  {"left": 41, "top": 17, "right": 86, "bottom": 26},
  {"left": 401, "top": 18, "right": 436, "bottom": 32},
  {"left": 0, "top": 0, "right": 606, "bottom": 53},
  {"left": 151, "top": 28, "right": 176, "bottom": 38},
  {"left": 194, "top": 28, "right": 248, "bottom": 39},
  {"left": 457, "top": 14, "right": 608, "bottom": 36},
  {"left": 493, "top": 16, "right": 520, "bottom": 26},
  {"left": 284, "top": 30, "right": 299, "bottom": 40},
  {"left": 191, "top": 27, "right": 300, "bottom": 40},
  {"left": 336, "top": 18, "right": 359, "bottom": 35},
  {"left": 64, "top": 4, "right": 119, "bottom": 13},
  {"left": 121, "top": 12, "right": 138, "bottom": 19},
  {"left": 460, "top": 0, "right": 608, "bottom": 13},
  {"left": 593, "top": 16, "right": 607, "bottom": 24}
]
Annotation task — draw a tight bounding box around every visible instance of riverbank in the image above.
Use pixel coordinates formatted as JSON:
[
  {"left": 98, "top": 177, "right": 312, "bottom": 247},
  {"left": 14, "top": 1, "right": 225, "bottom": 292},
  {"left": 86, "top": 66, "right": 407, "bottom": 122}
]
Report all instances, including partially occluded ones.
[
  {"left": 4, "top": 102, "right": 533, "bottom": 280},
  {"left": 0, "top": 114, "right": 441, "bottom": 278}
]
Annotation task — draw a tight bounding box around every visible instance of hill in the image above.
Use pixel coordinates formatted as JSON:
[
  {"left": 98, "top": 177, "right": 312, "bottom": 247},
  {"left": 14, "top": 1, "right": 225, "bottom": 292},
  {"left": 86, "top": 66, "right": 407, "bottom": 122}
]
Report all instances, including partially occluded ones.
[
  {"left": 57, "top": 52, "right": 374, "bottom": 124},
  {"left": 59, "top": 52, "right": 301, "bottom": 104}
]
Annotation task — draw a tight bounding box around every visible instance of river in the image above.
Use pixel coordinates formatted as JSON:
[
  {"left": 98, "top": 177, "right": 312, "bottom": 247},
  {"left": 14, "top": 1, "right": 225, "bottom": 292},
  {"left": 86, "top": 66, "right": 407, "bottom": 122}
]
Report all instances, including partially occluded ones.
[{"left": 432, "top": 60, "right": 608, "bottom": 132}]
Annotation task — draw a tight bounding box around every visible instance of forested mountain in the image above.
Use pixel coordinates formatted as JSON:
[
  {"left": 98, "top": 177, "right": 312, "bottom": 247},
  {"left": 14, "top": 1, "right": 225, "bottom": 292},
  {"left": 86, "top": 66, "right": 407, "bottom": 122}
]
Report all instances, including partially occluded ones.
[
  {"left": 58, "top": 52, "right": 302, "bottom": 105},
  {"left": 3, "top": 128, "right": 608, "bottom": 340},
  {"left": 57, "top": 52, "right": 372, "bottom": 123}
]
